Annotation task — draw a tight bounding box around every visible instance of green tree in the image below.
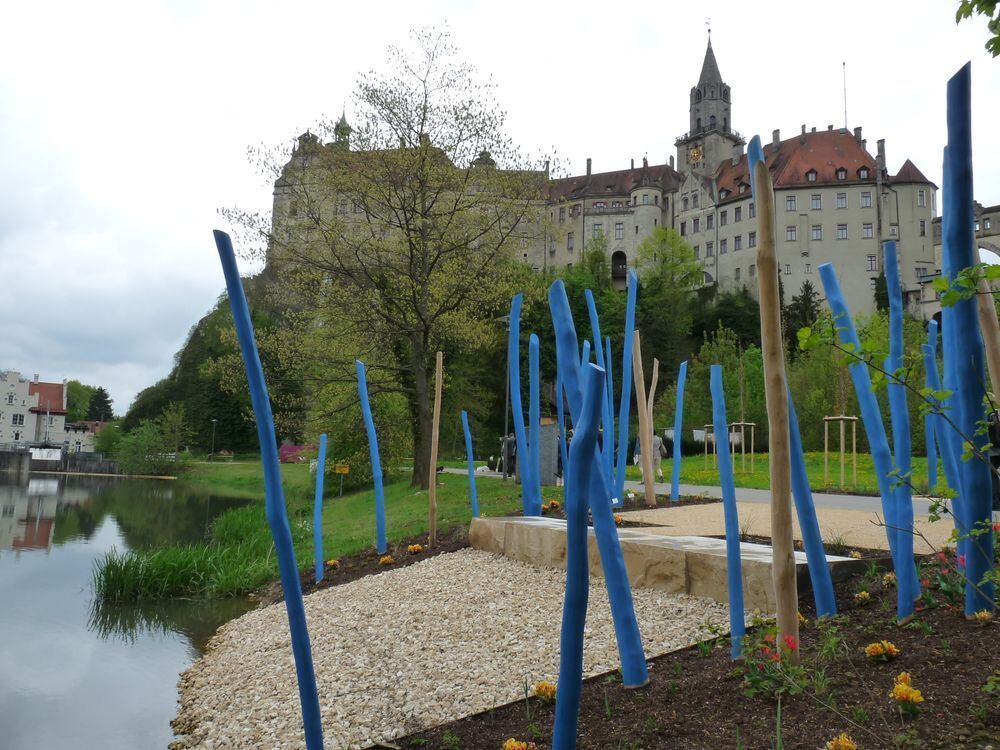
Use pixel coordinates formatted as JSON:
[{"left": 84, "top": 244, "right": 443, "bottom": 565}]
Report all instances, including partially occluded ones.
[
  {"left": 784, "top": 280, "right": 821, "bottom": 357},
  {"left": 66, "top": 381, "right": 97, "bottom": 422},
  {"left": 227, "top": 27, "right": 547, "bottom": 488},
  {"left": 87, "top": 387, "right": 114, "bottom": 421},
  {"left": 94, "top": 420, "right": 123, "bottom": 455},
  {"left": 159, "top": 402, "right": 193, "bottom": 455},
  {"left": 956, "top": 0, "right": 1000, "bottom": 56},
  {"left": 116, "top": 422, "right": 167, "bottom": 475},
  {"left": 693, "top": 286, "right": 762, "bottom": 347},
  {"left": 873, "top": 269, "right": 889, "bottom": 312}
]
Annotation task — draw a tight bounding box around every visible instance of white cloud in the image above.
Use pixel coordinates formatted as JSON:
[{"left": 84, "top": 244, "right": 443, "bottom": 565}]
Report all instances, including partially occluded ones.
[{"left": 1, "top": 0, "right": 997, "bottom": 410}]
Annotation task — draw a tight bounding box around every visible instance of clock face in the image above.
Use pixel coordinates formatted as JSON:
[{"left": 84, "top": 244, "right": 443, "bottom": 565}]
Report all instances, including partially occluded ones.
[{"left": 689, "top": 145, "right": 703, "bottom": 164}]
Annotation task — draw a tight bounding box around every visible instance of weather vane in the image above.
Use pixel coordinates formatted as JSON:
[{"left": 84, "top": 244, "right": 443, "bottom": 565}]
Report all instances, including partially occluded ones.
[{"left": 706, "top": 17, "right": 711, "bottom": 38}]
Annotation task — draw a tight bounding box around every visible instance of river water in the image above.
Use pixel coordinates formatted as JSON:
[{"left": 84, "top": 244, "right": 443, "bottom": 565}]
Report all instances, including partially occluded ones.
[{"left": 0, "top": 474, "right": 254, "bottom": 749}]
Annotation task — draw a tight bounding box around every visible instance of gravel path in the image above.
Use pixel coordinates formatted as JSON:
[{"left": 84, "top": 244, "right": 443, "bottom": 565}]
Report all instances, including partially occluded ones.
[{"left": 171, "top": 549, "right": 733, "bottom": 750}]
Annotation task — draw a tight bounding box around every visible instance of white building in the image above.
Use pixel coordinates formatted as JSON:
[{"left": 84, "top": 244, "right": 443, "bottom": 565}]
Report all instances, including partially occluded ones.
[{"left": 0, "top": 371, "right": 97, "bottom": 452}]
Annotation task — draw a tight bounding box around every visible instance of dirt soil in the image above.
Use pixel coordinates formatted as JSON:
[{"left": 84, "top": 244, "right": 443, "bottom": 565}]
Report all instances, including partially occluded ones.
[{"left": 392, "top": 576, "right": 1000, "bottom": 750}]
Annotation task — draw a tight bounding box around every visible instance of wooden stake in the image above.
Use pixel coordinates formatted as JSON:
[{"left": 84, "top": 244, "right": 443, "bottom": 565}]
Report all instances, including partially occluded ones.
[
  {"left": 632, "top": 331, "right": 656, "bottom": 507},
  {"left": 428, "top": 351, "right": 443, "bottom": 547},
  {"left": 751, "top": 147, "right": 799, "bottom": 662},
  {"left": 647, "top": 358, "right": 660, "bottom": 424},
  {"left": 839, "top": 417, "right": 846, "bottom": 488},
  {"left": 824, "top": 419, "right": 829, "bottom": 486},
  {"left": 852, "top": 419, "right": 857, "bottom": 486},
  {"left": 976, "top": 277, "right": 1000, "bottom": 397}
]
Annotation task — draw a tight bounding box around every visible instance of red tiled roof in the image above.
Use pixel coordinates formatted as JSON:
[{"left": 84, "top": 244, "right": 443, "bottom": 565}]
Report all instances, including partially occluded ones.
[
  {"left": 892, "top": 158, "right": 933, "bottom": 185},
  {"left": 548, "top": 162, "right": 681, "bottom": 202},
  {"left": 715, "top": 129, "right": 878, "bottom": 202},
  {"left": 28, "top": 381, "right": 66, "bottom": 415}
]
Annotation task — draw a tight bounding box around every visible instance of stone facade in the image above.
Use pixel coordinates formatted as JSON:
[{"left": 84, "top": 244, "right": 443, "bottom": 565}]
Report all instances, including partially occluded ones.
[{"left": 0, "top": 371, "right": 96, "bottom": 451}]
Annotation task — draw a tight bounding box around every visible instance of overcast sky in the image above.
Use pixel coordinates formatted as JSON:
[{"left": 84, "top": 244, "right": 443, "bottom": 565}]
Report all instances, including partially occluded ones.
[{"left": 2, "top": 0, "right": 998, "bottom": 414}]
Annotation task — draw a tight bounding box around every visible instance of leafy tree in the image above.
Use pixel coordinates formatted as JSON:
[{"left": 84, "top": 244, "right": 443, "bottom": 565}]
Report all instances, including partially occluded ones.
[
  {"left": 87, "top": 387, "right": 114, "bottom": 421},
  {"left": 226, "top": 27, "right": 548, "bottom": 488},
  {"left": 94, "top": 420, "right": 123, "bottom": 455},
  {"left": 159, "top": 402, "right": 193, "bottom": 455},
  {"left": 784, "top": 280, "right": 821, "bottom": 357},
  {"left": 116, "top": 422, "right": 167, "bottom": 475},
  {"left": 956, "top": 0, "right": 1000, "bottom": 56},
  {"left": 873, "top": 269, "right": 889, "bottom": 312},
  {"left": 693, "top": 286, "right": 762, "bottom": 347},
  {"left": 66, "top": 381, "right": 97, "bottom": 422}
]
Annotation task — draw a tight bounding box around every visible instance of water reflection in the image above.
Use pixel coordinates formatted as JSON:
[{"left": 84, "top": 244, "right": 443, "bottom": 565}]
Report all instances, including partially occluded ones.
[{"left": 0, "top": 473, "right": 254, "bottom": 749}]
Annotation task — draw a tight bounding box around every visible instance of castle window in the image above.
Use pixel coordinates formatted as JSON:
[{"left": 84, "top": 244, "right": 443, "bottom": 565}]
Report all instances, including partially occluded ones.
[
  {"left": 859, "top": 167, "right": 870, "bottom": 179},
  {"left": 863, "top": 222, "right": 874, "bottom": 238},
  {"left": 720, "top": 210, "right": 728, "bottom": 226},
  {"left": 836, "top": 167, "right": 848, "bottom": 180},
  {"left": 836, "top": 192, "right": 847, "bottom": 209},
  {"left": 749, "top": 264, "right": 756, "bottom": 278},
  {"left": 683, "top": 196, "right": 689, "bottom": 210},
  {"left": 559, "top": 207, "right": 566, "bottom": 222},
  {"left": 918, "top": 189, "right": 926, "bottom": 207},
  {"left": 805, "top": 263, "right": 812, "bottom": 274},
  {"left": 719, "top": 189, "right": 728, "bottom": 199},
  {"left": 709, "top": 115, "right": 717, "bottom": 129},
  {"left": 593, "top": 223, "right": 603, "bottom": 237},
  {"left": 706, "top": 241, "right": 714, "bottom": 256},
  {"left": 837, "top": 224, "right": 848, "bottom": 240},
  {"left": 920, "top": 219, "right": 926, "bottom": 236},
  {"left": 693, "top": 217, "right": 701, "bottom": 232},
  {"left": 693, "top": 193, "right": 699, "bottom": 208},
  {"left": 739, "top": 183, "right": 748, "bottom": 194},
  {"left": 734, "top": 235, "right": 743, "bottom": 251},
  {"left": 806, "top": 169, "right": 817, "bottom": 182},
  {"left": 811, "top": 194, "right": 822, "bottom": 210},
  {"left": 706, "top": 214, "right": 714, "bottom": 229},
  {"left": 867, "top": 255, "right": 877, "bottom": 271},
  {"left": 749, "top": 231, "right": 757, "bottom": 248},
  {"left": 720, "top": 239, "right": 728, "bottom": 254},
  {"left": 643, "top": 194, "right": 649, "bottom": 205},
  {"left": 615, "top": 223, "right": 624, "bottom": 239},
  {"left": 735, "top": 267, "right": 741, "bottom": 281},
  {"left": 593, "top": 201, "right": 606, "bottom": 209},
  {"left": 861, "top": 191, "right": 872, "bottom": 208},
  {"left": 693, "top": 244, "right": 700, "bottom": 259},
  {"left": 680, "top": 221, "right": 687, "bottom": 236},
  {"left": 786, "top": 195, "right": 796, "bottom": 211},
  {"left": 811, "top": 225, "right": 823, "bottom": 241},
  {"left": 786, "top": 226, "right": 797, "bottom": 241},
  {"left": 567, "top": 232, "right": 574, "bottom": 251},
  {"left": 785, "top": 264, "right": 791, "bottom": 275},
  {"left": 749, "top": 202, "right": 756, "bottom": 218},
  {"left": 734, "top": 206, "right": 742, "bottom": 222}
]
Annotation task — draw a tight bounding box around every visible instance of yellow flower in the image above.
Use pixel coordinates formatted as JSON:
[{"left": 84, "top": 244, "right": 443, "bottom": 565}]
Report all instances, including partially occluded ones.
[
  {"left": 407, "top": 543, "right": 423, "bottom": 554},
  {"left": 854, "top": 590, "right": 871, "bottom": 603},
  {"left": 533, "top": 680, "right": 556, "bottom": 702},
  {"left": 882, "top": 572, "right": 896, "bottom": 587},
  {"left": 825, "top": 733, "right": 858, "bottom": 750},
  {"left": 973, "top": 609, "right": 993, "bottom": 624},
  {"left": 548, "top": 500, "right": 560, "bottom": 510},
  {"left": 798, "top": 611, "right": 807, "bottom": 626},
  {"left": 895, "top": 672, "right": 912, "bottom": 686},
  {"left": 614, "top": 514, "right": 624, "bottom": 526},
  {"left": 378, "top": 554, "right": 394, "bottom": 566},
  {"left": 890, "top": 682, "right": 924, "bottom": 705},
  {"left": 325, "top": 559, "right": 340, "bottom": 568},
  {"left": 502, "top": 740, "right": 537, "bottom": 750},
  {"left": 849, "top": 550, "right": 862, "bottom": 559},
  {"left": 864, "top": 640, "right": 901, "bottom": 661}
]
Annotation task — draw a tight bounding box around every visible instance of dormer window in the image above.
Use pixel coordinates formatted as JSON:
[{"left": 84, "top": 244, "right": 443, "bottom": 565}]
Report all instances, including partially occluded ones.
[
  {"left": 836, "top": 167, "right": 847, "bottom": 181},
  {"left": 738, "top": 183, "right": 748, "bottom": 194},
  {"left": 806, "top": 169, "right": 817, "bottom": 182},
  {"left": 859, "top": 167, "right": 870, "bottom": 179},
  {"left": 719, "top": 189, "right": 729, "bottom": 200}
]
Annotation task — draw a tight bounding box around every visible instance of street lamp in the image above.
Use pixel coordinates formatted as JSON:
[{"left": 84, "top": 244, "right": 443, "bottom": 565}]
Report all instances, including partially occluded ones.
[
  {"left": 496, "top": 314, "right": 511, "bottom": 479},
  {"left": 209, "top": 418, "right": 218, "bottom": 462}
]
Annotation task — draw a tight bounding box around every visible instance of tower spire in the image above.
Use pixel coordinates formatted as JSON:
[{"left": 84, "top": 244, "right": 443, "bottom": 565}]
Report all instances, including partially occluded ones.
[{"left": 698, "top": 34, "right": 723, "bottom": 87}]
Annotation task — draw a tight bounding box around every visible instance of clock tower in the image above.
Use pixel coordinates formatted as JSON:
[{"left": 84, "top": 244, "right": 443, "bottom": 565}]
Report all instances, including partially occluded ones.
[{"left": 676, "top": 36, "right": 744, "bottom": 176}]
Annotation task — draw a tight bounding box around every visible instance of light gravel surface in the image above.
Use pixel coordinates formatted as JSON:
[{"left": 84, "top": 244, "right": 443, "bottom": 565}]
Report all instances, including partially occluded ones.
[{"left": 171, "top": 549, "right": 734, "bottom": 750}]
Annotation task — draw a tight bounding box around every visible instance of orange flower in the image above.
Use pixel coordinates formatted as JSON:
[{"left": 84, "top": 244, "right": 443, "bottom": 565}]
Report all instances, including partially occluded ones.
[
  {"left": 533, "top": 680, "right": 556, "bottom": 702},
  {"left": 825, "top": 733, "right": 858, "bottom": 750},
  {"left": 407, "top": 543, "right": 423, "bottom": 555},
  {"left": 378, "top": 554, "right": 394, "bottom": 566},
  {"left": 614, "top": 514, "right": 624, "bottom": 526},
  {"left": 864, "top": 640, "right": 901, "bottom": 661},
  {"left": 325, "top": 558, "right": 340, "bottom": 569}
]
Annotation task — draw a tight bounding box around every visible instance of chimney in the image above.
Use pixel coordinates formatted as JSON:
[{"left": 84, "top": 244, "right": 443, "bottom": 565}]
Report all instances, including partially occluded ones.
[
  {"left": 669, "top": 155, "right": 675, "bottom": 169},
  {"left": 586, "top": 157, "right": 592, "bottom": 176},
  {"left": 33, "top": 373, "right": 38, "bottom": 383},
  {"left": 811, "top": 126, "right": 817, "bottom": 133},
  {"left": 642, "top": 156, "right": 648, "bottom": 168},
  {"left": 853, "top": 126, "right": 863, "bottom": 142},
  {"left": 772, "top": 129, "right": 780, "bottom": 147},
  {"left": 631, "top": 158, "right": 635, "bottom": 169},
  {"left": 828, "top": 124, "right": 833, "bottom": 131},
  {"left": 731, "top": 143, "right": 743, "bottom": 166},
  {"left": 62, "top": 378, "right": 67, "bottom": 410},
  {"left": 876, "top": 138, "right": 886, "bottom": 173},
  {"left": 801, "top": 124, "right": 806, "bottom": 135},
  {"left": 543, "top": 159, "right": 550, "bottom": 175}
]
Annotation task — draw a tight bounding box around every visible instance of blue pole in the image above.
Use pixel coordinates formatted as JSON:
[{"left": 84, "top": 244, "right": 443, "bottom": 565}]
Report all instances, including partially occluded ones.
[
  {"left": 818, "top": 265, "right": 901, "bottom": 570},
  {"left": 556, "top": 375, "right": 569, "bottom": 489},
  {"left": 923, "top": 327, "right": 962, "bottom": 506},
  {"left": 586, "top": 291, "right": 615, "bottom": 493},
  {"left": 549, "top": 280, "right": 648, "bottom": 687},
  {"left": 213, "top": 230, "right": 323, "bottom": 750},
  {"left": 944, "top": 63, "right": 995, "bottom": 613},
  {"left": 925, "top": 321, "right": 939, "bottom": 492},
  {"left": 670, "top": 361, "right": 688, "bottom": 501},
  {"left": 528, "top": 333, "right": 542, "bottom": 515},
  {"left": 884, "top": 240, "right": 920, "bottom": 620},
  {"left": 581, "top": 340, "right": 591, "bottom": 368},
  {"left": 614, "top": 270, "right": 639, "bottom": 500},
  {"left": 313, "top": 433, "right": 328, "bottom": 584},
  {"left": 460, "top": 410, "right": 479, "bottom": 518},
  {"left": 710, "top": 365, "right": 746, "bottom": 659},
  {"left": 508, "top": 294, "right": 530, "bottom": 514},
  {"left": 552, "top": 363, "right": 604, "bottom": 750},
  {"left": 604, "top": 336, "right": 616, "bottom": 490},
  {"left": 787, "top": 388, "right": 837, "bottom": 618},
  {"left": 355, "top": 359, "right": 387, "bottom": 555}
]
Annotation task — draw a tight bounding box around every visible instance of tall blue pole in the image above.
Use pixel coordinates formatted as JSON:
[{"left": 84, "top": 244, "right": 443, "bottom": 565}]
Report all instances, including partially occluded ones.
[
  {"left": 356, "top": 359, "right": 387, "bottom": 555},
  {"left": 556, "top": 375, "right": 569, "bottom": 488},
  {"left": 614, "top": 270, "right": 639, "bottom": 500},
  {"left": 527, "top": 333, "right": 542, "bottom": 515},
  {"left": 313, "top": 433, "right": 328, "bottom": 584},
  {"left": 925, "top": 321, "right": 939, "bottom": 492},
  {"left": 923, "top": 325, "right": 962, "bottom": 509},
  {"left": 944, "top": 63, "right": 995, "bottom": 613},
  {"left": 787, "top": 389, "right": 837, "bottom": 618},
  {"left": 213, "top": 230, "right": 323, "bottom": 750},
  {"left": 586, "top": 291, "right": 615, "bottom": 490},
  {"left": 670, "top": 361, "right": 688, "bottom": 501},
  {"left": 460, "top": 410, "right": 479, "bottom": 518},
  {"left": 548, "top": 280, "right": 648, "bottom": 687},
  {"left": 884, "top": 239, "right": 920, "bottom": 620},
  {"left": 818, "top": 265, "right": 902, "bottom": 577},
  {"left": 710, "top": 365, "right": 746, "bottom": 659},
  {"left": 552, "top": 364, "right": 604, "bottom": 750},
  {"left": 604, "top": 336, "right": 616, "bottom": 488},
  {"left": 507, "top": 294, "right": 530, "bottom": 514}
]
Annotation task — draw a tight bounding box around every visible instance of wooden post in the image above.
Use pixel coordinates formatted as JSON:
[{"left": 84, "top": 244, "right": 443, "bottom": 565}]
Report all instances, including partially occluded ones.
[
  {"left": 976, "top": 277, "right": 1000, "bottom": 397},
  {"left": 751, "top": 424, "right": 755, "bottom": 472},
  {"left": 428, "top": 351, "right": 443, "bottom": 547},
  {"left": 750, "top": 138, "right": 799, "bottom": 661},
  {"left": 648, "top": 358, "right": 659, "bottom": 424},
  {"left": 839, "top": 417, "right": 846, "bottom": 488},
  {"left": 852, "top": 418, "right": 857, "bottom": 486},
  {"left": 824, "top": 419, "right": 829, "bottom": 486},
  {"left": 632, "top": 331, "right": 656, "bottom": 507}
]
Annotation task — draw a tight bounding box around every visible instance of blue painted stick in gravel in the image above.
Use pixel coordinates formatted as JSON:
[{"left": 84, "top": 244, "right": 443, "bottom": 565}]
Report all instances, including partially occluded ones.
[
  {"left": 925, "top": 321, "right": 939, "bottom": 492},
  {"left": 604, "top": 336, "right": 616, "bottom": 490},
  {"left": 944, "top": 63, "right": 995, "bottom": 613},
  {"left": 314, "top": 433, "right": 327, "bottom": 583},
  {"left": 507, "top": 294, "right": 539, "bottom": 515},
  {"left": 884, "top": 239, "right": 920, "bottom": 620},
  {"left": 356, "top": 359, "right": 387, "bottom": 555},
  {"left": 818, "top": 265, "right": 902, "bottom": 581},
  {"left": 556, "top": 375, "right": 569, "bottom": 488},
  {"left": 552, "top": 363, "right": 604, "bottom": 750},
  {"left": 710, "top": 365, "right": 746, "bottom": 659},
  {"left": 548, "top": 280, "right": 648, "bottom": 687},
  {"left": 787, "top": 388, "right": 837, "bottom": 618},
  {"left": 585, "top": 291, "right": 615, "bottom": 488},
  {"left": 460, "top": 410, "right": 479, "bottom": 518},
  {"left": 614, "top": 270, "right": 639, "bottom": 501},
  {"left": 670, "top": 361, "right": 688, "bottom": 501},
  {"left": 527, "top": 333, "right": 542, "bottom": 516},
  {"left": 213, "top": 230, "right": 323, "bottom": 750}
]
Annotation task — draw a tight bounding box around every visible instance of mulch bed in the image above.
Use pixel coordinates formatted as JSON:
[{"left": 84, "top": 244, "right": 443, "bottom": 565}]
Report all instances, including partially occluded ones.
[
  {"left": 729, "top": 533, "right": 891, "bottom": 561},
  {"left": 253, "top": 527, "right": 471, "bottom": 606},
  {"left": 392, "top": 574, "right": 999, "bottom": 749}
]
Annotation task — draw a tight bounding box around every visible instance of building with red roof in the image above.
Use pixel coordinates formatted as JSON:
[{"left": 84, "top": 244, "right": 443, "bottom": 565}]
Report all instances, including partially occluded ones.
[{"left": 0, "top": 371, "right": 98, "bottom": 451}]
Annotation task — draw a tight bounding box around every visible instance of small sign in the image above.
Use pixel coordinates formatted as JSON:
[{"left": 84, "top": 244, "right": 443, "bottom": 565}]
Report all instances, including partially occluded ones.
[{"left": 334, "top": 464, "right": 350, "bottom": 474}]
